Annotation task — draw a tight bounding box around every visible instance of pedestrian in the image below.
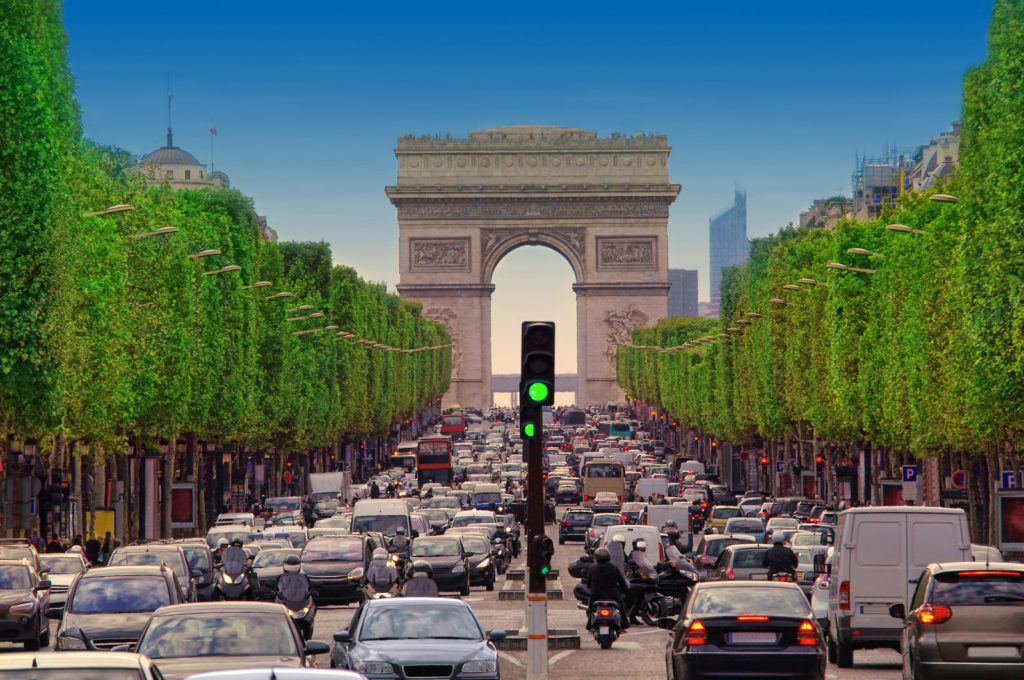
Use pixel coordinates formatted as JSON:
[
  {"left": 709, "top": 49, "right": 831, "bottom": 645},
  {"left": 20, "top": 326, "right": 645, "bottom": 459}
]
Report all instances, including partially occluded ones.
[
  {"left": 45, "top": 533, "right": 64, "bottom": 553},
  {"left": 369, "top": 481, "right": 381, "bottom": 499},
  {"left": 101, "top": 531, "right": 119, "bottom": 564},
  {"left": 27, "top": 528, "right": 46, "bottom": 553},
  {"left": 84, "top": 532, "right": 102, "bottom": 566},
  {"left": 72, "top": 534, "right": 83, "bottom": 548}
]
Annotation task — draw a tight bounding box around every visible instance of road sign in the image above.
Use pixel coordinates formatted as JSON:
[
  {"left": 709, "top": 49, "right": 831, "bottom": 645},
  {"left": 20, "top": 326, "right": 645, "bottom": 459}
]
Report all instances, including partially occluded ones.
[
  {"left": 1002, "top": 471, "right": 1018, "bottom": 489},
  {"left": 739, "top": 450, "right": 749, "bottom": 462},
  {"left": 775, "top": 461, "right": 784, "bottom": 473},
  {"left": 951, "top": 469, "right": 966, "bottom": 489},
  {"left": 901, "top": 465, "right": 918, "bottom": 483}
]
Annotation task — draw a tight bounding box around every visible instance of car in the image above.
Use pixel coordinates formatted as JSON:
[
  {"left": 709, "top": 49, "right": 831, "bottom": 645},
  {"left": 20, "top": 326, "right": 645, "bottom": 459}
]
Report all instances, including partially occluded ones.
[
  {"left": 585, "top": 513, "right": 625, "bottom": 552},
  {"left": 456, "top": 533, "right": 497, "bottom": 591},
  {"left": 451, "top": 510, "right": 497, "bottom": 529},
  {"left": 810, "top": 548, "right": 833, "bottom": 628},
  {"left": 738, "top": 497, "right": 765, "bottom": 517},
  {"left": 555, "top": 482, "right": 582, "bottom": 505},
  {"left": 330, "top": 596, "right": 504, "bottom": 678},
  {"left": 757, "top": 501, "right": 782, "bottom": 521},
  {"left": 709, "top": 505, "right": 743, "bottom": 532},
  {"left": 184, "top": 669, "right": 365, "bottom": 680},
  {"left": 301, "top": 535, "right": 378, "bottom": 606},
  {"left": 789, "top": 530, "right": 831, "bottom": 557},
  {"left": 51, "top": 564, "right": 186, "bottom": 651},
  {"left": 592, "top": 492, "right": 622, "bottom": 514},
  {"left": 39, "top": 552, "right": 88, "bottom": 609},
  {"left": 107, "top": 544, "right": 199, "bottom": 602},
  {"left": 251, "top": 548, "right": 302, "bottom": 595},
  {"left": 0, "top": 558, "right": 51, "bottom": 650},
  {"left": 265, "top": 496, "right": 303, "bottom": 516},
  {"left": 598, "top": 524, "right": 667, "bottom": 563},
  {"left": 690, "top": 534, "right": 757, "bottom": 577},
  {"left": 706, "top": 544, "right": 773, "bottom": 582},
  {"left": 792, "top": 547, "right": 821, "bottom": 598},
  {"left": 177, "top": 542, "right": 216, "bottom": 601},
  {"left": 0, "top": 651, "right": 164, "bottom": 679},
  {"left": 417, "top": 508, "right": 451, "bottom": 534},
  {"left": 889, "top": 561, "right": 1024, "bottom": 680},
  {"left": 665, "top": 581, "right": 825, "bottom": 680},
  {"left": 129, "top": 602, "right": 329, "bottom": 680},
  {"left": 215, "top": 512, "right": 256, "bottom": 527},
  {"left": 723, "top": 517, "right": 768, "bottom": 544},
  {"left": 408, "top": 537, "right": 471, "bottom": 595},
  {"left": 558, "top": 507, "right": 594, "bottom": 544},
  {"left": 205, "top": 525, "right": 253, "bottom": 550},
  {"left": 0, "top": 540, "right": 47, "bottom": 576},
  {"left": 765, "top": 517, "right": 800, "bottom": 541},
  {"left": 620, "top": 501, "right": 645, "bottom": 524},
  {"left": 445, "top": 527, "right": 510, "bottom": 575}
]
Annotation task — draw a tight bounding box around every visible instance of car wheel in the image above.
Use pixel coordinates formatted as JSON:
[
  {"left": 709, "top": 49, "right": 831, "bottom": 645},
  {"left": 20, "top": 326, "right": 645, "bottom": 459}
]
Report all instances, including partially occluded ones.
[
  {"left": 24, "top": 636, "right": 40, "bottom": 651},
  {"left": 39, "top": 625, "right": 50, "bottom": 648},
  {"left": 461, "top": 579, "right": 471, "bottom": 597},
  {"left": 486, "top": 571, "right": 495, "bottom": 591},
  {"left": 558, "top": 536, "right": 564, "bottom": 545},
  {"left": 836, "top": 639, "right": 854, "bottom": 668}
]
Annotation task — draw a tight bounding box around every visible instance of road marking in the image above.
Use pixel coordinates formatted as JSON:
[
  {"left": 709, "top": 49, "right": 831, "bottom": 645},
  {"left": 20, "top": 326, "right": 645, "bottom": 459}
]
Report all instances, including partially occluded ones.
[
  {"left": 549, "top": 650, "right": 576, "bottom": 666},
  {"left": 498, "top": 652, "right": 523, "bottom": 667},
  {"left": 609, "top": 641, "right": 642, "bottom": 650}
]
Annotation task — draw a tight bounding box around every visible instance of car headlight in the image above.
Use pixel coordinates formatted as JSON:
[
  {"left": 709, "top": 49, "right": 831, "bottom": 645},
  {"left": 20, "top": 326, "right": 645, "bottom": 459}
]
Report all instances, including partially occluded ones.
[
  {"left": 354, "top": 661, "right": 394, "bottom": 674},
  {"left": 288, "top": 604, "right": 312, "bottom": 617},
  {"left": 477, "top": 558, "right": 490, "bottom": 569},
  {"left": 9, "top": 602, "right": 35, "bottom": 615},
  {"left": 463, "top": 660, "right": 497, "bottom": 673},
  {"left": 452, "top": 564, "right": 465, "bottom": 574},
  {"left": 59, "top": 634, "right": 87, "bottom": 650}
]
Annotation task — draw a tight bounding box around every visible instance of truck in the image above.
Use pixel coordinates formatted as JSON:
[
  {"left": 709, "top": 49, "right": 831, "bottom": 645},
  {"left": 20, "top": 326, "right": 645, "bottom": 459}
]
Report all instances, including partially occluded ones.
[{"left": 308, "top": 471, "right": 350, "bottom": 504}]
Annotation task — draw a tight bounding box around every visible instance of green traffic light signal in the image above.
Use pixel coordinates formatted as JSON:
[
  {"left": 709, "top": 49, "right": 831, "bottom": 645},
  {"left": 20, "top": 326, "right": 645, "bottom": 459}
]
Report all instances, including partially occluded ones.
[
  {"left": 523, "top": 422, "right": 535, "bottom": 438},
  {"left": 540, "top": 564, "right": 550, "bottom": 576},
  {"left": 526, "top": 381, "right": 549, "bottom": 403}
]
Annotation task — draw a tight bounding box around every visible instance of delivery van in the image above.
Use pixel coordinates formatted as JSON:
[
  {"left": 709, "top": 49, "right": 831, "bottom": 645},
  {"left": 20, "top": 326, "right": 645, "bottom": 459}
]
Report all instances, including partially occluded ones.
[{"left": 827, "top": 506, "right": 971, "bottom": 667}]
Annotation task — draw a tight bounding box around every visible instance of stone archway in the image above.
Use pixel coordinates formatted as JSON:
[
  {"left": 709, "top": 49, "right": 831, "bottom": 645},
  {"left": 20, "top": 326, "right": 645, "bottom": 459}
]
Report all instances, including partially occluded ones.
[{"left": 388, "top": 125, "right": 679, "bottom": 407}]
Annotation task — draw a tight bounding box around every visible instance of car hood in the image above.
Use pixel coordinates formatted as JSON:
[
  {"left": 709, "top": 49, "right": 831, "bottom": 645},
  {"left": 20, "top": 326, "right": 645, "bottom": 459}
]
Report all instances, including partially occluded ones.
[
  {"left": 352, "top": 638, "right": 492, "bottom": 665},
  {"left": 302, "top": 560, "right": 361, "bottom": 577},
  {"left": 0, "top": 589, "right": 38, "bottom": 610},
  {"left": 60, "top": 610, "right": 154, "bottom": 640},
  {"left": 153, "top": 655, "right": 303, "bottom": 680},
  {"left": 254, "top": 566, "right": 284, "bottom": 578},
  {"left": 415, "top": 556, "right": 462, "bottom": 569},
  {"left": 46, "top": 574, "right": 79, "bottom": 587}
]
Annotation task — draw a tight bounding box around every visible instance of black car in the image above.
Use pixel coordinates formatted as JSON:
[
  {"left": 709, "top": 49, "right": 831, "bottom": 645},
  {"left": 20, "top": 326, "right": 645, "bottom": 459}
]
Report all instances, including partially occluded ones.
[
  {"left": 666, "top": 581, "right": 824, "bottom": 680},
  {"left": 457, "top": 534, "right": 497, "bottom": 591},
  {"left": 251, "top": 548, "right": 302, "bottom": 594},
  {"left": 620, "top": 502, "right": 645, "bottom": 525},
  {"left": 177, "top": 542, "right": 216, "bottom": 601},
  {"left": 558, "top": 507, "right": 594, "bottom": 544},
  {"left": 331, "top": 597, "right": 504, "bottom": 678},
  {"left": 107, "top": 545, "right": 199, "bottom": 603},
  {"left": 447, "top": 525, "right": 510, "bottom": 574},
  {"left": 51, "top": 565, "right": 185, "bottom": 650},
  {"left": 555, "top": 483, "right": 582, "bottom": 505},
  {"left": 408, "top": 537, "right": 470, "bottom": 595},
  {"left": 301, "top": 535, "right": 378, "bottom": 605},
  {"left": 0, "top": 558, "right": 51, "bottom": 650}
]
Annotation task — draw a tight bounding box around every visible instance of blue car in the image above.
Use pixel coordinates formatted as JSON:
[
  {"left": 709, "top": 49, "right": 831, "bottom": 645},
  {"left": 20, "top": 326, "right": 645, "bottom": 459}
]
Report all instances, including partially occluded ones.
[{"left": 723, "top": 517, "right": 768, "bottom": 543}]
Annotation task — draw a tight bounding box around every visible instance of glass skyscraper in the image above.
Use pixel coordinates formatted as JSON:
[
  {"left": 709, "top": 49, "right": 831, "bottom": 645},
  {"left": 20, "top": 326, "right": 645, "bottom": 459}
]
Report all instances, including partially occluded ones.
[{"left": 708, "top": 190, "right": 748, "bottom": 317}]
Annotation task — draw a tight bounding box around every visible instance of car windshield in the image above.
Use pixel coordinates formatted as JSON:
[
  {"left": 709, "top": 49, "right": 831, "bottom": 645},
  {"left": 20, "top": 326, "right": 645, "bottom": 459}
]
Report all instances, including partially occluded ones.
[
  {"left": 181, "top": 548, "right": 211, "bottom": 570},
  {"left": 712, "top": 507, "right": 741, "bottom": 519},
  {"left": 0, "top": 566, "right": 32, "bottom": 589},
  {"left": 705, "top": 539, "right": 748, "bottom": 558},
  {"left": 316, "top": 516, "right": 351, "bottom": 528},
  {"left": 206, "top": 529, "right": 251, "bottom": 548},
  {"left": 359, "top": 603, "right": 482, "bottom": 641},
  {"left": 0, "top": 547, "right": 34, "bottom": 562},
  {"left": 253, "top": 550, "right": 300, "bottom": 568},
  {"left": 932, "top": 571, "right": 1024, "bottom": 606},
  {"left": 40, "top": 555, "right": 85, "bottom": 574},
  {"left": 690, "top": 586, "right": 811, "bottom": 616},
  {"left": 731, "top": 549, "right": 769, "bottom": 568},
  {"left": 423, "top": 498, "right": 460, "bottom": 509},
  {"left": 302, "top": 540, "right": 362, "bottom": 562},
  {"left": 566, "top": 512, "right": 592, "bottom": 522},
  {"left": 791, "top": 533, "right": 821, "bottom": 547},
  {"left": 137, "top": 613, "right": 298, "bottom": 658},
  {"left": 351, "top": 515, "right": 406, "bottom": 536},
  {"left": 452, "top": 515, "right": 493, "bottom": 526},
  {"left": 593, "top": 515, "right": 620, "bottom": 526},
  {"left": 266, "top": 498, "right": 301, "bottom": 512},
  {"left": 69, "top": 577, "right": 170, "bottom": 613},
  {"left": 108, "top": 551, "right": 186, "bottom": 580},
  {"left": 726, "top": 521, "right": 764, "bottom": 534},
  {"left": 411, "top": 540, "right": 461, "bottom": 557},
  {"left": 0, "top": 672, "right": 145, "bottom": 680},
  {"left": 471, "top": 492, "right": 502, "bottom": 505},
  {"left": 460, "top": 537, "right": 489, "bottom": 555}
]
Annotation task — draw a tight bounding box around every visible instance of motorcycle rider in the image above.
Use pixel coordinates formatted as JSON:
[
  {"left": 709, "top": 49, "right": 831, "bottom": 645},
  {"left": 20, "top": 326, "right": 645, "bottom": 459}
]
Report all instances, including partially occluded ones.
[
  {"left": 400, "top": 560, "right": 439, "bottom": 597},
  {"left": 607, "top": 534, "right": 628, "bottom": 579},
  {"left": 390, "top": 527, "right": 410, "bottom": 555},
  {"left": 364, "top": 548, "right": 399, "bottom": 595},
  {"left": 761, "top": 536, "right": 799, "bottom": 578},
  {"left": 213, "top": 538, "right": 229, "bottom": 565},
  {"left": 625, "top": 539, "right": 657, "bottom": 625},
  {"left": 277, "top": 555, "right": 312, "bottom": 601},
  {"left": 584, "top": 547, "right": 628, "bottom": 630}
]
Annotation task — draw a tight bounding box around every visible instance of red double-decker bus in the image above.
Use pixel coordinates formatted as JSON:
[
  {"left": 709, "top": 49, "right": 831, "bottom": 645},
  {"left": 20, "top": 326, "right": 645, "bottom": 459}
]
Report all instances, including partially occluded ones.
[
  {"left": 416, "top": 437, "right": 454, "bottom": 486},
  {"left": 440, "top": 413, "right": 466, "bottom": 440}
]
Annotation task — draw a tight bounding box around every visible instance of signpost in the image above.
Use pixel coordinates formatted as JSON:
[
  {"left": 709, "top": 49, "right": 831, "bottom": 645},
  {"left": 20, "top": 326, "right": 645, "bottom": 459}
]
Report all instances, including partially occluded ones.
[
  {"left": 951, "top": 469, "right": 966, "bottom": 490},
  {"left": 901, "top": 465, "right": 919, "bottom": 504},
  {"left": 1002, "top": 471, "right": 1019, "bottom": 489}
]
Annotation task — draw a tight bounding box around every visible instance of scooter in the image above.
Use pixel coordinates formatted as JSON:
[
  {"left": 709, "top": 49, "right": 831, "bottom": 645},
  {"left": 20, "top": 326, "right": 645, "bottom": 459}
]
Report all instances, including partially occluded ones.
[
  {"left": 769, "top": 571, "right": 795, "bottom": 582},
  {"left": 279, "top": 591, "right": 317, "bottom": 641},
  {"left": 215, "top": 556, "right": 253, "bottom": 601},
  {"left": 578, "top": 600, "right": 623, "bottom": 650}
]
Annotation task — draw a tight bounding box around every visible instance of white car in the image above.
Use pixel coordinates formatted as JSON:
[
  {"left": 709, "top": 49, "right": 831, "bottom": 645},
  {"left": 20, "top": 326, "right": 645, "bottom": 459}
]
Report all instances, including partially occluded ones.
[{"left": 810, "top": 547, "right": 833, "bottom": 627}]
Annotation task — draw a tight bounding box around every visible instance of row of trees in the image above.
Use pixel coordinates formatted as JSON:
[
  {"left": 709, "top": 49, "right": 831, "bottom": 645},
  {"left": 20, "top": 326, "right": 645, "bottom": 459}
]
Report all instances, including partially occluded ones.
[
  {"left": 1, "top": 1, "right": 452, "bottom": 537},
  {"left": 617, "top": 0, "right": 1024, "bottom": 543}
]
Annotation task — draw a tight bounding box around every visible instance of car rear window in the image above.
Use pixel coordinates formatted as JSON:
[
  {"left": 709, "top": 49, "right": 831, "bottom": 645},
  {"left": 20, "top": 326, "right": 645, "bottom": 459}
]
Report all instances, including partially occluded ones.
[
  {"left": 567, "top": 512, "right": 592, "bottom": 522},
  {"left": 731, "top": 548, "right": 769, "bottom": 568},
  {"left": 713, "top": 507, "right": 741, "bottom": 519},
  {"left": 690, "top": 586, "right": 810, "bottom": 616},
  {"left": 932, "top": 570, "right": 1024, "bottom": 606},
  {"left": 727, "top": 520, "right": 764, "bottom": 534}
]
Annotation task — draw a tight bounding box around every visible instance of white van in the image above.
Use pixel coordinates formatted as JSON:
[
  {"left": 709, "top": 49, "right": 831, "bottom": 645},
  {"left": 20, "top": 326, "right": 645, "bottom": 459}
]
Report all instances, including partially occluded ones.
[
  {"left": 634, "top": 477, "right": 669, "bottom": 500},
  {"left": 641, "top": 503, "right": 693, "bottom": 551},
  {"left": 351, "top": 498, "right": 412, "bottom": 538},
  {"left": 827, "top": 506, "right": 971, "bottom": 667},
  {"left": 677, "top": 460, "right": 705, "bottom": 476}
]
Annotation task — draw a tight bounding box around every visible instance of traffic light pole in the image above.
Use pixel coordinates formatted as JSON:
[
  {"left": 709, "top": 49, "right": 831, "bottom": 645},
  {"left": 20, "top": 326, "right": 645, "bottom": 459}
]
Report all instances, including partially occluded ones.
[{"left": 525, "top": 417, "right": 547, "bottom": 680}]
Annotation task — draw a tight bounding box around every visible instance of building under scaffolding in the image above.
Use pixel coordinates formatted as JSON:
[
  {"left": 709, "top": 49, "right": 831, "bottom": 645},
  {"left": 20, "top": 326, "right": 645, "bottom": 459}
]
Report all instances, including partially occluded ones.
[{"left": 851, "top": 147, "right": 914, "bottom": 221}]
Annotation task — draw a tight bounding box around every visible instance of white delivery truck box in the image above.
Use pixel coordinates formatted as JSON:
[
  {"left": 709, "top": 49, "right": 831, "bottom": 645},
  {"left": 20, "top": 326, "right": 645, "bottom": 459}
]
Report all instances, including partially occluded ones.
[
  {"left": 634, "top": 477, "right": 669, "bottom": 500},
  {"left": 642, "top": 503, "right": 693, "bottom": 551},
  {"left": 827, "top": 506, "right": 971, "bottom": 667}
]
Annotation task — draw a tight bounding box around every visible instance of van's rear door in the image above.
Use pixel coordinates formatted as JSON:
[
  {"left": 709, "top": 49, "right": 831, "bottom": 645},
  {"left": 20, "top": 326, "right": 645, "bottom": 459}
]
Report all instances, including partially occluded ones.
[
  {"left": 850, "top": 517, "right": 905, "bottom": 629},
  {"left": 906, "top": 515, "right": 971, "bottom": 603}
]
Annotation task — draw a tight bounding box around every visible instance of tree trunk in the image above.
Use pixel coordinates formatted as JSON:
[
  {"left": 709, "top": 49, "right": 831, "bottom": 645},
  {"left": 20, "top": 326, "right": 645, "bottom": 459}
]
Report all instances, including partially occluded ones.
[{"left": 162, "top": 435, "right": 178, "bottom": 539}]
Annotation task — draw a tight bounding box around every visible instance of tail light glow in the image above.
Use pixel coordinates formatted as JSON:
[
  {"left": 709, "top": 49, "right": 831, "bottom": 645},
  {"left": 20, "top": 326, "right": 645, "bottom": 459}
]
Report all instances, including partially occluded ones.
[
  {"left": 839, "top": 581, "right": 850, "bottom": 610},
  {"left": 684, "top": 620, "right": 707, "bottom": 646},
  {"left": 726, "top": 567, "right": 735, "bottom": 580},
  {"left": 737, "top": 616, "right": 768, "bottom": 621},
  {"left": 597, "top": 608, "right": 612, "bottom": 617},
  {"left": 797, "top": 620, "right": 817, "bottom": 646},
  {"left": 919, "top": 604, "right": 952, "bottom": 624}
]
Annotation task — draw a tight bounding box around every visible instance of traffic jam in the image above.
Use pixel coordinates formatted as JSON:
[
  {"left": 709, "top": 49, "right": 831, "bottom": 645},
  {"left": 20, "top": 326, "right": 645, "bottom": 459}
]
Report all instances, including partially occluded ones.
[{"left": 0, "top": 406, "right": 1021, "bottom": 680}]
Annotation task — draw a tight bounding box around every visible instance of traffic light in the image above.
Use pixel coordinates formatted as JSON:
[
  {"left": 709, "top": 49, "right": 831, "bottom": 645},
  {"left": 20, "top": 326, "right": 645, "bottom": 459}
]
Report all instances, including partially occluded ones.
[
  {"left": 521, "top": 419, "right": 537, "bottom": 439},
  {"left": 759, "top": 456, "right": 769, "bottom": 466},
  {"left": 815, "top": 455, "right": 825, "bottom": 472},
  {"left": 520, "top": 322, "right": 555, "bottom": 407},
  {"left": 532, "top": 534, "right": 555, "bottom": 576}
]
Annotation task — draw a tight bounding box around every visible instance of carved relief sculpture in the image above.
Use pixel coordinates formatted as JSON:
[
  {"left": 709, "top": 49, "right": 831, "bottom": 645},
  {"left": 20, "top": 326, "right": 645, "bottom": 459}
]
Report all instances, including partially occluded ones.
[
  {"left": 423, "top": 307, "right": 462, "bottom": 377},
  {"left": 603, "top": 306, "right": 650, "bottom": 374},
  {"left": 598, "top": 238, "right": 655, "bottom": 267},
  {"left": 411, "top": 239, "right": 469, "bottom": 269}
]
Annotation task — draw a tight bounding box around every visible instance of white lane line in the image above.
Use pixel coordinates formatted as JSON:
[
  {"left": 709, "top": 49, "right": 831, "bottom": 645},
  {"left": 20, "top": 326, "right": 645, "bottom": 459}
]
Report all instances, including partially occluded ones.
[
  {"left": 498, "top": 652, "right": 524, "bottom": 667},
  {"left": 549, "top": 650, "right": 576, "bottom": 666},
  {"left": 610, "top": 640, "right": 642, "bottom": 650}
]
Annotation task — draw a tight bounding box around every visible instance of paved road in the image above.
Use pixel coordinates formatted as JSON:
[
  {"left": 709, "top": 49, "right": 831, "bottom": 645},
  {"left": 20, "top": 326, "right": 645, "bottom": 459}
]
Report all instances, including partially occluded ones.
[{"left": 4, "top": 522, "right": 903, "bottom": 679}]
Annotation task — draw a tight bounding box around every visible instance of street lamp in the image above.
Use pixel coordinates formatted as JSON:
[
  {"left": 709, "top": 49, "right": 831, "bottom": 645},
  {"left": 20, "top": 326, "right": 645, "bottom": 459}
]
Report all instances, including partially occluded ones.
[
  {"left": 286, "top": 305, "right": 314, "bottom": 313},
  {"left": 82, "top": 204, "right": 133, "bottom": 218},
  {"left": 827, "top": 261, "right": 875, "bottom": 274},
  {"left": 746, "top": 312, "right": 762, "bottom": 319},
  {"left": 930, "top": 193, "right": 957, "bottom": 203},
  {"left": 886, "top": 223, "right": 926, "bottom": 235},
  {"left": 241, "top": 280, "right": 272, "bottom": 290},
  {"left": 847, "top": 247, "right": 883, "bottom": 257},
  {"left": 797, "top": 278, "right": 827, "bottom": 287},
  {"left": 188, "top": 249, "right": 221, "bottom": 259},
  {"left": 782, "top": 284, "right": 803, "bottom": 291},
  {"left": 131, "top": 226, "right": 180, "bottom": 239}
]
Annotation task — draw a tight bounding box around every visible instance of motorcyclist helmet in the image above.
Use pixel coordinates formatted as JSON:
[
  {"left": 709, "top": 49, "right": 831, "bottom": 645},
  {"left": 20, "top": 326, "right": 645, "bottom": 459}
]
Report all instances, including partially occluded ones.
[
  {"left": 230, "top": 537, "right": 244, "bottom": 547},
  {"left": 594, "top": 547, "right": 611, "bottom": 563},
  {"left": 633, "top": 539, "right": 647, "bottom": 551},
  {"left": 283, "top": 555, "right": 301, "bottom": 573},
  {"left": 662, "top": 520, "right": 677, "bottom": 529},
  {"left": 396, "top": 527, "right": 406, "bottom": 535},
  {"left": 217, "top": 538, "right": 229, "bottom": 549},
  {"left": 410, "top": 559, "right": 433, "bottom": 579},
  {"left": 372, "top": 548, "right": 388, "bottom": 561},
  {"left": 610, "top": 534, "right": 626, "bottom": 545},
  {"left": 773, "top": 536, "right": 785, "bottom": 545}
]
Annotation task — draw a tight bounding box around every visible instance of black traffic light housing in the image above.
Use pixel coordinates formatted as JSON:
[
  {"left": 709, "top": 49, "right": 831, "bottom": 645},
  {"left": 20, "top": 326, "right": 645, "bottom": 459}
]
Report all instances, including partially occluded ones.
[
  {"left": 532, "top": 534, "right": 555, "bottom": 576},
  {"left": 520, "top": 322, "right": 555, "bottom": 407}
]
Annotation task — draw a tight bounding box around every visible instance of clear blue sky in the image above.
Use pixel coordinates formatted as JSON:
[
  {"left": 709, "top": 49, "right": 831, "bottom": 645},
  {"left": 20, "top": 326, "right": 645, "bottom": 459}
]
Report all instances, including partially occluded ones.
[{"left": 64, "top": 1, "right": 994, "bottom": 376}]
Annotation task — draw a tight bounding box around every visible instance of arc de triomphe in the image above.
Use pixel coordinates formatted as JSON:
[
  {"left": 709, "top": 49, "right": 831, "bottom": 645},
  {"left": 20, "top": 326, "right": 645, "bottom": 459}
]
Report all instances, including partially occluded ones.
[{"left": 388, "top": 125, "right": 680, "bottom": 407}]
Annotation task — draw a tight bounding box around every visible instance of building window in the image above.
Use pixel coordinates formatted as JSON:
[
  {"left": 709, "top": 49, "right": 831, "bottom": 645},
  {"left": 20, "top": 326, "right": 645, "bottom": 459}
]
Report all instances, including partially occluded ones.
[
  {"left": 166, "top": 170, "right": 173, "bottom": 179},
  {"left": 184, "top": 170, "right": 191, "bottom": 180}
]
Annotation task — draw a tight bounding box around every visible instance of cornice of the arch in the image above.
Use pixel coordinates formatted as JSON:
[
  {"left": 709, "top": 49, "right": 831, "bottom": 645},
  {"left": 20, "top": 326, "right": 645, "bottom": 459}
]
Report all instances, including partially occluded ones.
[{"left": 481, "top": 227, "right": 585, "bottom": 284}]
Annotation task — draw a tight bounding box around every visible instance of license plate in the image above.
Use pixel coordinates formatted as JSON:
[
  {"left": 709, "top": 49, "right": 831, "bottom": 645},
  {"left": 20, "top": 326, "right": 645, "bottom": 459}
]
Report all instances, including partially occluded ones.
[
  {"left": 598, "top": 625, "right": 610, "bottom": 635},
  {"left": 967, "top": 646, "right": 1018, "bottom": 658},
  {"left": 858, "top": 604, "right": 890, "bottom": 615},
  {"left": 749, "top": 573, "right": 767, "bottom": 580},
  {"left": 730, "top": 632, "right": 777, "bottom": 644},
  {"left": 796, "top": 571, "right": 804, "bottom": 579}
]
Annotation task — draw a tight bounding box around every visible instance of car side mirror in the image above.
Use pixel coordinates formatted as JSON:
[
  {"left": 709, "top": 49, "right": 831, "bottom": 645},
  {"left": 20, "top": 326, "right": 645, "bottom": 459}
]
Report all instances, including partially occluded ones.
[
  {"left": 411, "top": 530, "right": 419, "bottom": 538},
  {"left": 44, "top": 606, "right": 63, "bottom": 620},
  {"left": 36, "top": 580, "right": 51, "bottom": 590},
  {"left": 110, "top": 643, "right": 135, "bottom": 652},
  {"left": 333, "top": 630, "right": 350, "bottom": 643},
  {"left": 488, "top": 630, "right": 507, "bottom": 641},
  {"left": 191, "top": 568, "right": 203, "bottom": 578},
  {"left": 813, "top": 554, "right": 826, "bottom": 575},
  {"left": 888, "top": 603, "right": 906, "bottom": 619},
  {"left": 305, "top": 640, "right": 330, "bottom": 655}
]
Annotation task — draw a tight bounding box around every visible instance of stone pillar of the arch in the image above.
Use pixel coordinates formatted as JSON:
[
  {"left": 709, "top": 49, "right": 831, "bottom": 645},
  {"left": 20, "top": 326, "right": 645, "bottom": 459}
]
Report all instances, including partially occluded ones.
[
  {"left": 396, "top": 283, "right": 494, "bottom": 409},
  {"left": 573, "top": 282, "right": 669, "bottom": 407}
]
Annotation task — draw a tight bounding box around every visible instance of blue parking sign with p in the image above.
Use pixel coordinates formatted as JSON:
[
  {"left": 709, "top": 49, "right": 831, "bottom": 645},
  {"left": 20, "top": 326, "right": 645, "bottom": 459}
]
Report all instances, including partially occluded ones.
[
  {"left": 901, "top": 465, "right": 918, "bottom": 483},
  {"left": 1002, "top": 471, "right": 1019, "bottom": 489}
]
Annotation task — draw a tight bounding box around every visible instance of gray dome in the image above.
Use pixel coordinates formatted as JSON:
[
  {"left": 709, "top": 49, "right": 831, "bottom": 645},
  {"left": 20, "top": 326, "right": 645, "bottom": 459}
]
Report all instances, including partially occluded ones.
[{"left": 143, "top": 146, "right": 200, "bottom": 166}]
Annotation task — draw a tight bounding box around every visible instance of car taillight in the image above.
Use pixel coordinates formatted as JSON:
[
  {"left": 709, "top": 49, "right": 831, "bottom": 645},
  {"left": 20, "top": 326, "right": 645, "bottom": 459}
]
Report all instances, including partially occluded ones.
[
  {"left": 737, "top": 616, "right": 768, "bottom": 621},
  {"left": 918, "top": 604, "right": 952, "bottom": 624},
  {"left": 700, "top": 502, "right": 707, "bottom": 508},
  {"left": 684, "top": 620, "right": 707, "bottom": 645},
  {"left": 659, "top": 543, "right": 664, "bottom": 563},
  {"left": 621, "top": 514, "right": 628, "bottom": 522},
  {"left": 839, "top": 581, "right": 850, "bottom": 610},
  {"left": 797, "top": 620, "right": 817, "bottom": 646},
  {"left": 561, "top": 520, "right": 571, "bottom": 527},
  {"left": 726, "top": 567, "right": 735, "bottom": 580},
  {"left": 597, "top": 608, "right": 612, "bottom": 617}
]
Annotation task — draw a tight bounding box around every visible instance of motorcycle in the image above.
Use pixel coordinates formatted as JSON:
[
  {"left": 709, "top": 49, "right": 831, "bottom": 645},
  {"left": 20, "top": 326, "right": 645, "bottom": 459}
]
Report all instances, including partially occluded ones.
[
  {"left": 215, "top": 553, "right": 253, "bottom": 601},
  {"left": 578, "top": 600, "right": 623, "bottom": 650},
  {"left": 279, "top": 590, "right": 317, "bottom": 641},
  {"left": 769, "top": 571, "right": 795, "bottom": 582},
  {"left": 631, "top": 563, "right": 696, "bottom": 627}
]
